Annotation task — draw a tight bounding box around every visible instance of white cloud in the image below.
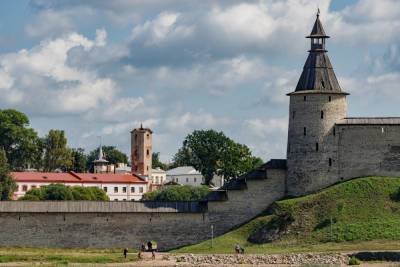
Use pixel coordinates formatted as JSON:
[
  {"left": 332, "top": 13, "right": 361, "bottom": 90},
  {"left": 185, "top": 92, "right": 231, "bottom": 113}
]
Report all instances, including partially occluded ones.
[
  {"left": 245, "top": 117, "right": 288, "bottom": 139},
  {"left": 0, "top": 31, "right": 117, "bottom": 115}
]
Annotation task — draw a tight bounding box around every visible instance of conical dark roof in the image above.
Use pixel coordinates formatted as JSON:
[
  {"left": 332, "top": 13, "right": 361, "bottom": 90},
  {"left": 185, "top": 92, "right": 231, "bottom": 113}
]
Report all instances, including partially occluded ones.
[
  {"left": 294, "top": 13, "right": 343, "bottom": 93},
  {"left": 307, "top": 14, "right": 329, "bottom": 38}
]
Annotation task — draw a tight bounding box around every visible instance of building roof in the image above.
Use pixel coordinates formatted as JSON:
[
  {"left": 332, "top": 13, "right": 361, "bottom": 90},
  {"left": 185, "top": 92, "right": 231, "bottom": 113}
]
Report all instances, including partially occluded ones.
[
  {"left": 293, "top": 13, "right": 345, "bottom": 94},
  {"left": 307, "top": 12, "right": 329, "bottom": 38},
  {"left": 11, "top": 171, "right": 147, "bottom": 184},
  {"left": 130, "top": 123, "right": 153, "bottom": 134},
  {"left": 151, "top": 168, "right": 166, "bottom": 174},
  {"left": 166, "top": 166, "right": 201, "bottom": 176},
  {"left": 336, "top": 117, "right": 400, "bottom": 125}
]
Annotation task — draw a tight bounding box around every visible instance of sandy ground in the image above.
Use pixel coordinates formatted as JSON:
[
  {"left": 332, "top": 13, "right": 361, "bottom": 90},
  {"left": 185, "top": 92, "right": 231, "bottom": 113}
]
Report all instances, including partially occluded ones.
[{"left": 1, "top": 252, "right": 400, "bottom": 267}]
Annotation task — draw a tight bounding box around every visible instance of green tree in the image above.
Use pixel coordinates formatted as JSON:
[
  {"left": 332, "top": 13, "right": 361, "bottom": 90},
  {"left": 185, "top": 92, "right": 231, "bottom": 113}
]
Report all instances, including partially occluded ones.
[
  {"left": 173, "top": 130, "right": 263, "bottom": 184},
  {"left": 87, "top": 146, "right": 128, "bottom": 172},
  {"left": 43, "top": 130, "right": 73, "bottom": 172},
  {"left": 71, "top": 148, "right": 87, "bottom": 173},
  {"left": 152, "top": 152, "right": 167, "bottom": 170},
  {"left": 0, "top": 109, "right": 42, "bottom": 170},
  {"left": 42, "top": 184, "right": 74, "bottom": 200},
  {"left": 0, "top": 149, "right": 17, "bottom": 200},
  {"left": 142, "top": 185, "right": 209, "bottom": 201}
]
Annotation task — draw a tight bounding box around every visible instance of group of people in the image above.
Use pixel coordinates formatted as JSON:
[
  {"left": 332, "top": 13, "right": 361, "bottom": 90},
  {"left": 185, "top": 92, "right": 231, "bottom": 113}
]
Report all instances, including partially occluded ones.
[{"left": 123, "top": 240, "right": 157, "bottom": 260}]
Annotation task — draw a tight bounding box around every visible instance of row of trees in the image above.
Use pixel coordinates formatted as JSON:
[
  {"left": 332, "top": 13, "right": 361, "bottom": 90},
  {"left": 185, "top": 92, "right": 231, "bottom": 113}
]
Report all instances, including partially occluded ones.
[
  {"left": 0, "top": 109, "right": 128, "bottom": 173},
  {"left": 20, "top": 184, "right": 109, "bottom": 201}
]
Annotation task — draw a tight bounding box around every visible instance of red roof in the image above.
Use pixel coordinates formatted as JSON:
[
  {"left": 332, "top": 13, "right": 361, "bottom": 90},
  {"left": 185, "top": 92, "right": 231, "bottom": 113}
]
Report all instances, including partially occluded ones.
[{"left": 11, "top": 171, "right": 147, "bottom": 184}]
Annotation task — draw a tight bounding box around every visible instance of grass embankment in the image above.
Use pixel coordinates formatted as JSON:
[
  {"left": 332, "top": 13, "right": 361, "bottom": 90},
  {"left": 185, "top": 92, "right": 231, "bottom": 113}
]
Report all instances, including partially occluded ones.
[
  {"left": 0, "top": 247, "right": 136, "bottom": 265},
  {"left": 174, "top": 177, "right": 400, "bottom": 254}
]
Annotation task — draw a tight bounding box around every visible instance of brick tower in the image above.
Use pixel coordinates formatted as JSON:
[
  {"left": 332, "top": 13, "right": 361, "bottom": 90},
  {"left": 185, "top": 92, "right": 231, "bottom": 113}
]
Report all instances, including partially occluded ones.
[
  {"left": 286, "top": 11, "right": 349, "bottom": 196},
  {"left": 131, "top": 124, "right": 153, "bottom": 176}
]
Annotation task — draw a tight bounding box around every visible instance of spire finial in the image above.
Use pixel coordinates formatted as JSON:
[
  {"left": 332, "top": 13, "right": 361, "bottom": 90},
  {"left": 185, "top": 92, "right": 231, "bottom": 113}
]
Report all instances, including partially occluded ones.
[
  {"left": 140, "top": 123, "right": 143, "bottom": 129},
  {"left": 317, "top": 7, "right": 320, "bottom": 18}
]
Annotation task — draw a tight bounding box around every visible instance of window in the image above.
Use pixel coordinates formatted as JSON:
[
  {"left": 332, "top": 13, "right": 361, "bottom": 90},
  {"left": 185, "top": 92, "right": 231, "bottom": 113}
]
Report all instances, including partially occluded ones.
[
  {"left": 321, "top": 110, "right": 324, "bottom": 119},
  {"left": 103, "top": 187, "right": 108, "bottom": 192},
  {"left": 316, "top": 142, "right": 319, "bottom": 151},
  {"left": 156, "top": 177, "right": 159, "bottom": 184},
  {"left": 328, "top": 96, "right": 332, "bottom": 102},
  {"left": 329, "top": 158, "right": 332, "bottom": 167},
  {"left": 114, "top": 187, "right": 118, "bottom": 193},
  {"left": 134, "top": 134, "right": 137, "bottom": 142},
  {"left": 333, "top": 127, "right": 336, "bottom": 136},
  {"left": 303, "top": 127, "right": 307, "bottom": 136},
  {"left": 31, "top": 185, "right": 37, "bottom": 189},
  {"left": 321, "top": 80, "right": 325, "bottom": 89},
  {"left": 147, "top": 166, "right": 149, "bottom": 171},
  {"left": 292, "top": 111, "right": 296, "bottom": 119},
  {"left": 139, "top": 187, "right": 143, "bottom": 193},
  {"left": 186, "top": 178, "right": 189, "bottom": 183},
  {"left": 131, "top": 187, "right": 135, "bottom": 193},
  {"left": 122, "top": 187, "right": 127, "bottom": 193},
  {"left": 304, "top": 96, "right": 307, "bottom": 101},
  {"left": 123, "top": 199, "right": 126, "bottom": 201},
  {"left": 114, "top": 199, "right": 118, "bottom": 201},
  {"left": 146, "top": 149, "right": 150, "bottom": 156},
  {"left": 147, "top": 134, "right": 150, "bottom": 139},
  {"left": 194, "top": 178, "right": 197, "bottom": 183},
  {"left": 22, "top": 185, "right": 28, "bottom": 192}
]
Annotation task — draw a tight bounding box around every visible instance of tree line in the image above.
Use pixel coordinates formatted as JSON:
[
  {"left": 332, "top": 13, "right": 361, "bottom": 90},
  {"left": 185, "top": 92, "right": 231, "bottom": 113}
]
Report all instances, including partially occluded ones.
[{"left": 0, "top": 109, "right": 128, "bottom": 173}]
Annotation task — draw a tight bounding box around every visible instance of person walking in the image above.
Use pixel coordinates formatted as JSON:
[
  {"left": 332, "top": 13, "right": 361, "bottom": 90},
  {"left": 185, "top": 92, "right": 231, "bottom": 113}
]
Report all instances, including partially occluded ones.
[
  {"left": 234, "top": 243, "right": 241, "bottom": 254},
  {"left": 123, "top": 248, "right": 128, "bottom": 259}
]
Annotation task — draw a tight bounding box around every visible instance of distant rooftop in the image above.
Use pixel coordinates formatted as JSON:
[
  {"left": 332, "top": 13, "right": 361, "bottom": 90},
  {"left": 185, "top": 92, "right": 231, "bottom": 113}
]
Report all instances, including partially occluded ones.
[
  {"left": 337, "top": 118, "right": 400, "bottom": 125},
  {"left": 166, "top": 166, "right": 201, "bottom": 176}
]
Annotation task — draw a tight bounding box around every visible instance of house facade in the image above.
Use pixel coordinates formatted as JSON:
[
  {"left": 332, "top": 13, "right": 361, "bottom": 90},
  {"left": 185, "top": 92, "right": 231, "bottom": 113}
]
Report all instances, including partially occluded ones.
[{"left": 12, "top": 172, "right": 148, "bottom": 201}]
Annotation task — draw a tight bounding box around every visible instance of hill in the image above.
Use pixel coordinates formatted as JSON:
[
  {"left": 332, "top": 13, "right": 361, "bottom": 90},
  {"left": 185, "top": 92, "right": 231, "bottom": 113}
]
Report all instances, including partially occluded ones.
[{"left": 174, "top": 177, "right": 400, "bottom": 254}]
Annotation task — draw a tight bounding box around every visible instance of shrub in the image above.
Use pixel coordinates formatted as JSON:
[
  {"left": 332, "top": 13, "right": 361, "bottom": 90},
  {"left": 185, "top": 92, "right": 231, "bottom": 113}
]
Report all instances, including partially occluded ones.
[
  {"left": 348, "top": 256, "right": 361, "bottom": 265},
  {"left": 19, "top": 184, "right": 109, "bottom": 201},
  {"left": 142, "top": 185, "right": 209, "bottom": 201}
]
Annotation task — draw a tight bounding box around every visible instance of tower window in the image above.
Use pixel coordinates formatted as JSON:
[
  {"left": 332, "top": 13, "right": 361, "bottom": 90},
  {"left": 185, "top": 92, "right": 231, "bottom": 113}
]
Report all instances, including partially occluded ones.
[
  {"left": 303, "top": 127, "right": 307, "bottom": 136},
  {"left": 333, "top": 127, "right": 336, "bottom": 136},
  {"left": 316, "top": 142, "right": 319, "bottom": 151},
  {"left": 321, "top": 80, "right": 325, "bottom": 89},
  {"left": 328, "top": 96, "right": 332, "bottom": 102},
  {"left": 146, "top": 149, "right": 149, "bottom": 156},
  {"left": 329, "top": 158, "right": 332, "bottom": 167},
  {"left": 292, "top": 111, "right": 296, "bottom": 119},
  {"left": 303, "top": 96, "right": 307, "bottom": 101},
  {"left": 321, "top": 110, "right": 324, "bottom": 119}
]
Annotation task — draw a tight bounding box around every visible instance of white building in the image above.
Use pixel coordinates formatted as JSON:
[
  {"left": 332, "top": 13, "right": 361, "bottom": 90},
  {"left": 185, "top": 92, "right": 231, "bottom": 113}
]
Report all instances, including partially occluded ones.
[
  {"left": 166, "top": 166, "right": 224, "bottom": 188},
  {"left": 11, "top": 171, "right": 148, "bottom": 201},
  {"left": 150, "top": 168, "right": 167, "bottom": 185}
]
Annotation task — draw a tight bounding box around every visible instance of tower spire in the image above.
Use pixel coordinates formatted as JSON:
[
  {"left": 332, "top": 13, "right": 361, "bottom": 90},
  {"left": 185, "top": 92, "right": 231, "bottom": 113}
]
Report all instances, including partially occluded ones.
[{"left": 293, "top": 12, "right": 344, "bottom": 93}]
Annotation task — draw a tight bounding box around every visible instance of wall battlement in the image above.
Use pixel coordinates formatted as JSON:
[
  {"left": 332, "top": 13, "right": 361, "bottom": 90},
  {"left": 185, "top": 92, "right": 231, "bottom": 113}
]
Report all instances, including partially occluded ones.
[{"left": 0, "top": 201, "right": 206, "bottom": 213}]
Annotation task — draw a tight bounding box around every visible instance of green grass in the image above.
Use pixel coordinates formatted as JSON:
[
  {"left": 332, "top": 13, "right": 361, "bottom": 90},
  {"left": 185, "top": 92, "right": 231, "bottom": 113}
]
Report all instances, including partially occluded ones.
[
  {"left": 174, "top": 177, "right": 400, "bottom": 254},
  {"left": 0, "top": 247, "right": 137, "bottom": 264}
]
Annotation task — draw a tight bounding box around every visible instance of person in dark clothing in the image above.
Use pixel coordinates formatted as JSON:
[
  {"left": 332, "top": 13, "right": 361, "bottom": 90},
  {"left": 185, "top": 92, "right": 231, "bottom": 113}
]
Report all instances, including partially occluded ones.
[
  {"left": 123, "top": 248, "right": 128, "bottom": 258},
  {"left": 147, "top": 241, "right": 153, "bottom": 251}
]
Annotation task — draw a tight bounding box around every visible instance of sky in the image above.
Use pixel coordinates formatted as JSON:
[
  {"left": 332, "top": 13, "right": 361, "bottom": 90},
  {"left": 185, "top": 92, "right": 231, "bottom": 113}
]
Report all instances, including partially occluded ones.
[{"left": 1, "top": 0, "right": 400, "bottom": 163}]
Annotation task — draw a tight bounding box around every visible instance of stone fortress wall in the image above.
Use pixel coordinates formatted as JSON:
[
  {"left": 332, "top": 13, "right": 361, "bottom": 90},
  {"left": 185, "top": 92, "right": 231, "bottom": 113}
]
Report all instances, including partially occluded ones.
[
  {"left": 0, "top": 163, "right": 286, "bottom": 250},
  {"left": 337, "top": 123, "right": 400, "bottom": 180}
]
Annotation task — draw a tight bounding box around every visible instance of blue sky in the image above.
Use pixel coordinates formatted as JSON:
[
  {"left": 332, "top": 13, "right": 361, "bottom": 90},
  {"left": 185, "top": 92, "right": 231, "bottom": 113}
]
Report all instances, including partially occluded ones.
[{"left": 0, "top": 0, "right": 399, "bottom": 162}]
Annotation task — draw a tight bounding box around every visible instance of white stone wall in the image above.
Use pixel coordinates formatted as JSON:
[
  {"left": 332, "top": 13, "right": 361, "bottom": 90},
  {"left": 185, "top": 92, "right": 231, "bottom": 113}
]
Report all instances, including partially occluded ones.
[
  {"left": 286, "top": 92, "right": 347, "bottom": 195},
  {"left": 166, "top": 174, "right": 204, "bottom": 186}
]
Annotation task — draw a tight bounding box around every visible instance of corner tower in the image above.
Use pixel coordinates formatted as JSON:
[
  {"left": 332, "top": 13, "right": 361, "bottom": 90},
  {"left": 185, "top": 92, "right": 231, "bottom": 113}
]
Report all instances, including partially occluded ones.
[
  {"left": 131, "top": 124, "right": 153, "bottom": 176},
  {"left": 286, "top": 12, "right": 349, "bottom": 196}
]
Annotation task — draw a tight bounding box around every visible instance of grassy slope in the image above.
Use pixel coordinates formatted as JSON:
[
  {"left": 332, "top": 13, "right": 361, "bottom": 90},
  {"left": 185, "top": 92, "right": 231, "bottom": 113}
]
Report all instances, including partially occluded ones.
[{"left": 174, "top": 177, "right": 400, "bottom": 254}]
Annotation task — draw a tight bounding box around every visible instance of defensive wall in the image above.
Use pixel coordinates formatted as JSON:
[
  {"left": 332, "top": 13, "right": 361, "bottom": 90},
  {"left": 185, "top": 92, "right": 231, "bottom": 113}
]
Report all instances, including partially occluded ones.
[
  {"left": 0, "top": 161, "right": 286, "bottom": 250},
  {"left": 336, "top": 121, "right": 400, "bottom": 181}
]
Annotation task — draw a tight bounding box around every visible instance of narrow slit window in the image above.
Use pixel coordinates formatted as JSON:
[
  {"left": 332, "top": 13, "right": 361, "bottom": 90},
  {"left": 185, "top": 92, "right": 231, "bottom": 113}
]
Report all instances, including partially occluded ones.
[
  {"left": 329, "top": 158, "right": 332, "bottom": 167},
  {"left": 316, "top": 142, "right": 319, "bottom": 151},
  {"left": 292, "top": 111, "right": 296, "bottom": 119},
  {"left": 303, "top": 96, "right": 307, "bottom": 101},
  {"left": 321, "top": 80, "right": 325, "bottom": 88},
  {"left": 303, "top": 127, "right": 307, "bottom": 136},
  {"left": 321, "top": 110, "right": 324, "bottom": 119},
  {"left": 333, "top": 127, "right": 336, "bottom": 136},
  {"left": 328, "top": 96, "right": 332, "bottom": 102}
]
